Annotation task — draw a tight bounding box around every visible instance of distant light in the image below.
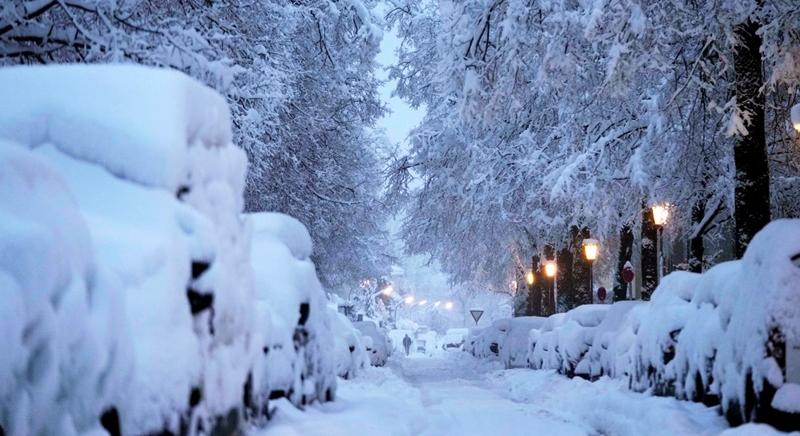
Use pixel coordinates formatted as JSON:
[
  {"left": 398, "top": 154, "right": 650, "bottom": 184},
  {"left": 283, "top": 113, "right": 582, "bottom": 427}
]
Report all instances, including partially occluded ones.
[
  {"left": 583, "top": 239, "right": 600, "bottom": 262},
  {"left": 381, "top": 285, "right": 394, "bottom": 296},
  {"left": 792, "top": 103, "right": 800, "bottom": 132},
  {"left": 526, "top": 271, "right": 535, "bottom": 286},
  {"left": 444, "top": 301, "right": 454, "bottom": 310},
  {"left": 434, "top": 301, "right": 441, "bottom": 307},
  {"left": 652, "top": 204, "right": 669, "bottom": 227},
  {"left": 404, "top": 295, "right": 415, "bottom": 305},
  {"left": 544, "top": 261, "right": 557, "bottom": 278},
  {"left": 418, "top": 299, "right": 428, "bottom": 306}
]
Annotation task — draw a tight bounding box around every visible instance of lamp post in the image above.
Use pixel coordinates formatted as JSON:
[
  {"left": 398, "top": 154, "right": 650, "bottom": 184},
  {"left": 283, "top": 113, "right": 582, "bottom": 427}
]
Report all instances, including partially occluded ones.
[
  {"left": 544, "top": 260, "right": 557, "bottom": 313},
  {"left": 582, "top": 238, "right": 599, "bottom": 298},
  {"left": 651, "top": 204, "right": 669, "bottom": 282}
]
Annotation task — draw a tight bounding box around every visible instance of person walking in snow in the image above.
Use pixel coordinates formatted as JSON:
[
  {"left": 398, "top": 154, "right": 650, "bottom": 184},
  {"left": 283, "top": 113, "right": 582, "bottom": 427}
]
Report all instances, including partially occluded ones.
[{"left": 402, "top": 334, "right": 412, "bottom": 356}]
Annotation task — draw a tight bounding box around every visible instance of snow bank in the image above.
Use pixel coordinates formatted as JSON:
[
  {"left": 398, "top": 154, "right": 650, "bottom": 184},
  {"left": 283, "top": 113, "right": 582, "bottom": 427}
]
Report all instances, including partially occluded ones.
[
  {"left": 470, "top": 220, "right": 800, "bottom": 430},
  {"left": 499, "top": 317, "right": 546, "bottom": 368}
]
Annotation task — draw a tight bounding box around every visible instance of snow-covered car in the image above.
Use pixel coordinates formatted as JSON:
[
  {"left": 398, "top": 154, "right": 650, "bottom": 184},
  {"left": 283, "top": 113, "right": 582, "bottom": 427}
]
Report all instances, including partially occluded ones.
[
  {"left": 499, "top": 317, "right": 546, "bottom": 368},
  {"left": 354, "top": 321, "right": 391, "bottom": 366},
  {"left": 329, "top": 306, "right": 369, "bottom": 380},
  {"left": 0, "top": 65, "right": 256, "bottom": 435},
  {"left": 468, "top": 319, "right": 511, "bottom": 358},
  {"left": 440, "top": 328, "right": 469, "bottom": 351},
  {"left": 248, "top": 212, "right": 337, "bottom": 409},
  {"left": 415, "top": 328, "right": 438, "bottom": 354}
]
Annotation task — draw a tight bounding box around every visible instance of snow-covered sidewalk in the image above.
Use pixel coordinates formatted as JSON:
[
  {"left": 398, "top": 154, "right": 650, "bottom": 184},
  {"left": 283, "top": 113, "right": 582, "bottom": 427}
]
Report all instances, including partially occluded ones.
[{"left": 250, "top": 352, "right": 783, "bottom": 436}]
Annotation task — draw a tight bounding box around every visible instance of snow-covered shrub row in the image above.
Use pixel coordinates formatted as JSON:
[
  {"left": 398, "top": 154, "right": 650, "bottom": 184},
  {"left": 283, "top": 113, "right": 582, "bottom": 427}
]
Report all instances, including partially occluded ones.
[
  {"left": 0, "top": 65, "right": 340, "bottom": 435},
  {"left": 470, "top": 220, "right": 800, "bottom": 430}
]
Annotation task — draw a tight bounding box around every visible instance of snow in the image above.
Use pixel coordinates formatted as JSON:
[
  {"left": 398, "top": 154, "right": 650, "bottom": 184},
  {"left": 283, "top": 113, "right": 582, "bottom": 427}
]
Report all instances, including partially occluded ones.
[
  {"left": 252, "top": 352, "right": 729, "bottom": 436},
  {"left": 354, "top": 321, "right": 391, "bottom": 366},
  {"left": 772, "top": 384, "right": 800, "bottom": 413},
  {"left": 0, "top": 64, "right": 235, "bottom": 192},
  {"left": 499, "top": 317, "right": 545, "bottom": 368}
]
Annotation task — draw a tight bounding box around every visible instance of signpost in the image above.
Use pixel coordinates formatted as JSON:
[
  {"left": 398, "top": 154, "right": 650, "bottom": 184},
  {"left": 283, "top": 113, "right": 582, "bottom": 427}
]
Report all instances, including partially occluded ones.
[
  {"left": 597, "top": 286, "right": 607, "bottom": 303},
  {"left": 469, "top": 309, "right": 484, "bottom": 325},
  {"left": 623, "top": 261, "right": 635, "bottom": 299}
]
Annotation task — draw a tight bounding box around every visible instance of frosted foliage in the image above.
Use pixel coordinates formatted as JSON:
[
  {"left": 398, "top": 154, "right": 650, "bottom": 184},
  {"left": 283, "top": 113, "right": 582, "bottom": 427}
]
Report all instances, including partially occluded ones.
[{"left": 386, "top": 0, "right": 800, "bottom": 290}]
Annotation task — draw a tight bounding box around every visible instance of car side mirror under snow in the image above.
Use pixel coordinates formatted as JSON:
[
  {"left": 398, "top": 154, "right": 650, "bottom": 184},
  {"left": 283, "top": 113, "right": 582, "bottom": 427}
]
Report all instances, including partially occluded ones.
[{"left": 791, "top": 253, "right": 800, "bottom": 268}]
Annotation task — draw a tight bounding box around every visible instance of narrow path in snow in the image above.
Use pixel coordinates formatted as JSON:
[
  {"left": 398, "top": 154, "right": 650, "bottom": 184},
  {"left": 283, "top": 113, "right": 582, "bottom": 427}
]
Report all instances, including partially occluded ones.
[{"left": 254, "top": 352, "right": 731, "bottom": 436}]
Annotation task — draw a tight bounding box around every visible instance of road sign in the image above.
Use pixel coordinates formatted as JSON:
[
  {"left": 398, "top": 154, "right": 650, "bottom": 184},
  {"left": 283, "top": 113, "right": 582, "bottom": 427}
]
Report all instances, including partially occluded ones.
[
  {"left": 597, "top": 287, "right": 607, "bottom": 302},
  {"left": 469, "top": 309, "right": 484, "bottom": 325},
  {"left": 623, "top": 261, "right": 635, "bottom": 283}
]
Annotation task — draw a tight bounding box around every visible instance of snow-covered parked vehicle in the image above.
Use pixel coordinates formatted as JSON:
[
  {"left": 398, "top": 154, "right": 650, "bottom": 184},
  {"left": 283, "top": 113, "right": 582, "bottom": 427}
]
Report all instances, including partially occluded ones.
[
  {"left": 583, "top": 301, "right": 644, "bottom": 380},
  {"left": 354, "top": 321, "right": 391, "bottom": 366},
  {"left": 248, "top": 212, "right": 337, "bottom": 409},
  {"left": 499, "top": 317, "right": 546, "bottom": 368},
  {"left": 468, "top": 319, "right": 511, "bottom": 358},
  {"left": 329, "top": 306, "right": 370, "bottom": 380},
  {"left": 0, "top": 65, "right": 256, "bottom": 435},
  {"left": 440, "top": 328, "right": 469, "bottom": 351}
]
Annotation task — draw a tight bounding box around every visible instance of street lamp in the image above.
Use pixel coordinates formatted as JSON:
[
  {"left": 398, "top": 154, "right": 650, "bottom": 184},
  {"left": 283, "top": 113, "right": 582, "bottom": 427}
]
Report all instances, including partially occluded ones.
[
  {"left": 792, "top": 103, "right": 800, "bottom": 132},
  {"left": 404, "top": 295, "right": 415, "bottom": 305},
  {"left": 526, "top": 271, "right": 535, "bottom": 286},
  {"left": 444, "top": 301, "right": 454, "bottom": 310},
  {"left": 418, "top": 299, "right": 428, "bottom": 306},
  {"left": 544, "top": 260, "right": 558, "bottom": 313},
  {"left": 652, "top": 203, "right": 669, "bottom": 282},
  {"left": 583, "top": 238, "right": 599, "bottom": 297},
  {"left": 381, "top": 285, "right": 394, "bottom": 297}
]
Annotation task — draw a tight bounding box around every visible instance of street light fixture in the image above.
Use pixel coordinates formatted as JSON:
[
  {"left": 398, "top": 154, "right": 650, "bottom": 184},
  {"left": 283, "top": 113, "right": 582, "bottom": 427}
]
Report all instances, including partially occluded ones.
[
  {"left": 418, "top": 299, "right": 428, "bottom": 306},
  {"left": 583, "top": 238, "right": 600, "bottom": 296},
  {"left": 381, "top": 285, "right": 394, "bottom": 296},
  {"left": 544, "top": 260, "right": 558, "bottom": 314},
  {"left": 652, "top": 203, "right": 669, "bottom": 283},
  {"left": 526, "top": 271, "right": 535, "bottom": 286},
  {"left": 404, "top": 295, "right": 415, "bottom": 305},
  {"left": 792, "top": 103, "right": 800, "bottom": 132},
  {"left": 444, "top": 301, "right": 454, "bottom": 310}
]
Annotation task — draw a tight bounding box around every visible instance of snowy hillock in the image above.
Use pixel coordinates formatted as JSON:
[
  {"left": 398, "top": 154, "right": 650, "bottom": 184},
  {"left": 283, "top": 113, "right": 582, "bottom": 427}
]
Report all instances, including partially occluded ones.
[
  {"left": 470, "top": 220, "right": 800, "bottom": 431},
  {"left": 0, "top": 65, "right": 338, "bottom": 435}
]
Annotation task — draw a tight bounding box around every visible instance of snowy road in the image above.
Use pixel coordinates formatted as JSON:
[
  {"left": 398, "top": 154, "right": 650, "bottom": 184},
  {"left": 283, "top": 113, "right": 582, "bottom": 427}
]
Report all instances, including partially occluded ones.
[{"left": 250, "top": 351, "right": 770, "bottom": 436}]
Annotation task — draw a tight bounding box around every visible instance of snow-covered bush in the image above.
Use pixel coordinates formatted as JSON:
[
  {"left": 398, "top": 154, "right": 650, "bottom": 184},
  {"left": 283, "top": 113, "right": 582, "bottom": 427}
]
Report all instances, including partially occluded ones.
[
  {"left": 499, "top": 317, "right": 545, "bottom": 369},
  {"left": 354, "top": 321, "right": 391, "bottom": 366},
  {"left": 248, "top": 212, "right": 337, "bottom": 408},
  {"left": 328, "top": 307, "right": 369, "bottom": 380}
]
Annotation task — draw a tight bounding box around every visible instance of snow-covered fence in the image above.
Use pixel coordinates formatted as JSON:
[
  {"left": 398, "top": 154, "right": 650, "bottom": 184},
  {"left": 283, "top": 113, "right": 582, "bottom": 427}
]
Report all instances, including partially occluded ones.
[
  {"left": 470, "top": 220, "right": 800, "bottom": 431},
  {"left": 0, "top": 65, "right": 343, "bottom": 435}
]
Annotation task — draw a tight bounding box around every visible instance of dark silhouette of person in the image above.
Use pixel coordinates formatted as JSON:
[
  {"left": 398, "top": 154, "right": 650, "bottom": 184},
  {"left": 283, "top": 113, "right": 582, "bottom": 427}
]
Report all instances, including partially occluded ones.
[{"left": 402, "top": 334, "right": 412, "bottom": 356}]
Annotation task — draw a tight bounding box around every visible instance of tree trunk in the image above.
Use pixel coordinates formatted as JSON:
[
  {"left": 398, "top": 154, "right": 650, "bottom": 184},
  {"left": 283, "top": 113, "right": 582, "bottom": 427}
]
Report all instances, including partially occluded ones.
[
  {"left": 641, "top": 205, "right": 658, "bottom": 300},
  {"left": 528, "top": 254, "right": 543, "bottom": 316},
  {"left": 689, "top": 199, "right": 705, "bottom": 273},
  {"left": 571, "top": 226, "right": 592, "bottom": 306},
  {"left": 732, "top": 13, "right": 771, "bottom": 257},
  {"left": 558, "top": 243, "right": 574, "bottom": 310},
  {"left": 613, "top": 225, "right": 634, "bottom": 301}
]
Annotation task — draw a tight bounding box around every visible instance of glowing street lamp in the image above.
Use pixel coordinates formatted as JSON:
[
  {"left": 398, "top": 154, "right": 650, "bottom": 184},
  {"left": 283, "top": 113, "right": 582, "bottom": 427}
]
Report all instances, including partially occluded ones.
[
  {"left": 526, "top": 271, "right": 535, "bottom": 286},
  {"left": 583, "top": 238, "right": 600, "bottom": 296},
  {"left": 404, "top": 295, "right": 415, "bottom": 305},
  {"left": 544, "top": 261, "right": 557, "bottom": 278},
  {"left": 444, "top": 301, "right": 454, "bottom": 310},
  {"left": 792, "top": 103, "right": 800, "bottom": 132},
  {"left": 651, "top": 203, "right": 669, "bottom": 282},
  {"left": 418, "top": 299, "right": 428, "bottom": 306},
  {"left": 434, "top": 301, "right": 441, "bottom": 308},
  {"left": 381, "top": 285, "right": 394, "bottom": 296}
]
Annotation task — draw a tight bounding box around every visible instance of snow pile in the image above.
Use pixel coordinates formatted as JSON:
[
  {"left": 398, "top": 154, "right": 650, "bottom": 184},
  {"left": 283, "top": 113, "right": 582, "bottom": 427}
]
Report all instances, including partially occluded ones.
[
  {"left": 0, "top": 144, "right": 129, "bottom": 436},
  {"left": 469, "top": 220, "right": 800, "bottom": 430},
  {"left": 439, "top": 328, "right": 469, "bottom": 351},
  {"left": 249, "top": 212, "right": 337, "bottom": 407}
]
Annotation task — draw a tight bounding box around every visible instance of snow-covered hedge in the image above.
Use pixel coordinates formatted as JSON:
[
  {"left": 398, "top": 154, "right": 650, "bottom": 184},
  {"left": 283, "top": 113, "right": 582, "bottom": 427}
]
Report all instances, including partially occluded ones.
[
  {"left": 0, "top": 65, "right": 340, "bottom": 435},
  {"left": 469, "top": 220, "right": 800, "bottom": 431}
]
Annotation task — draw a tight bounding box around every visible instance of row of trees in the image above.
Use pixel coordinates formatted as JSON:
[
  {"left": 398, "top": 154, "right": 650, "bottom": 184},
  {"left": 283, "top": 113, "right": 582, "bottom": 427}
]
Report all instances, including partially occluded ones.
[
  {"left": 0, "top": 0, "right": 390, "bottom": 291},
  {"left": 385, "top": 0, "right": 800, "bottom": 303}
]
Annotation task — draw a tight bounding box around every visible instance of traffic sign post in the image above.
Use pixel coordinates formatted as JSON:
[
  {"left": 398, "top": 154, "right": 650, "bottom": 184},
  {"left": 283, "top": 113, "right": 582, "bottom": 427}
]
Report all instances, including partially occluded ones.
[
  {"left": 623, "top": 261, "right": 635, "bottom": 300},
  {"left": 469, "top": 309, "right": 484, "bottom": 325}
]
